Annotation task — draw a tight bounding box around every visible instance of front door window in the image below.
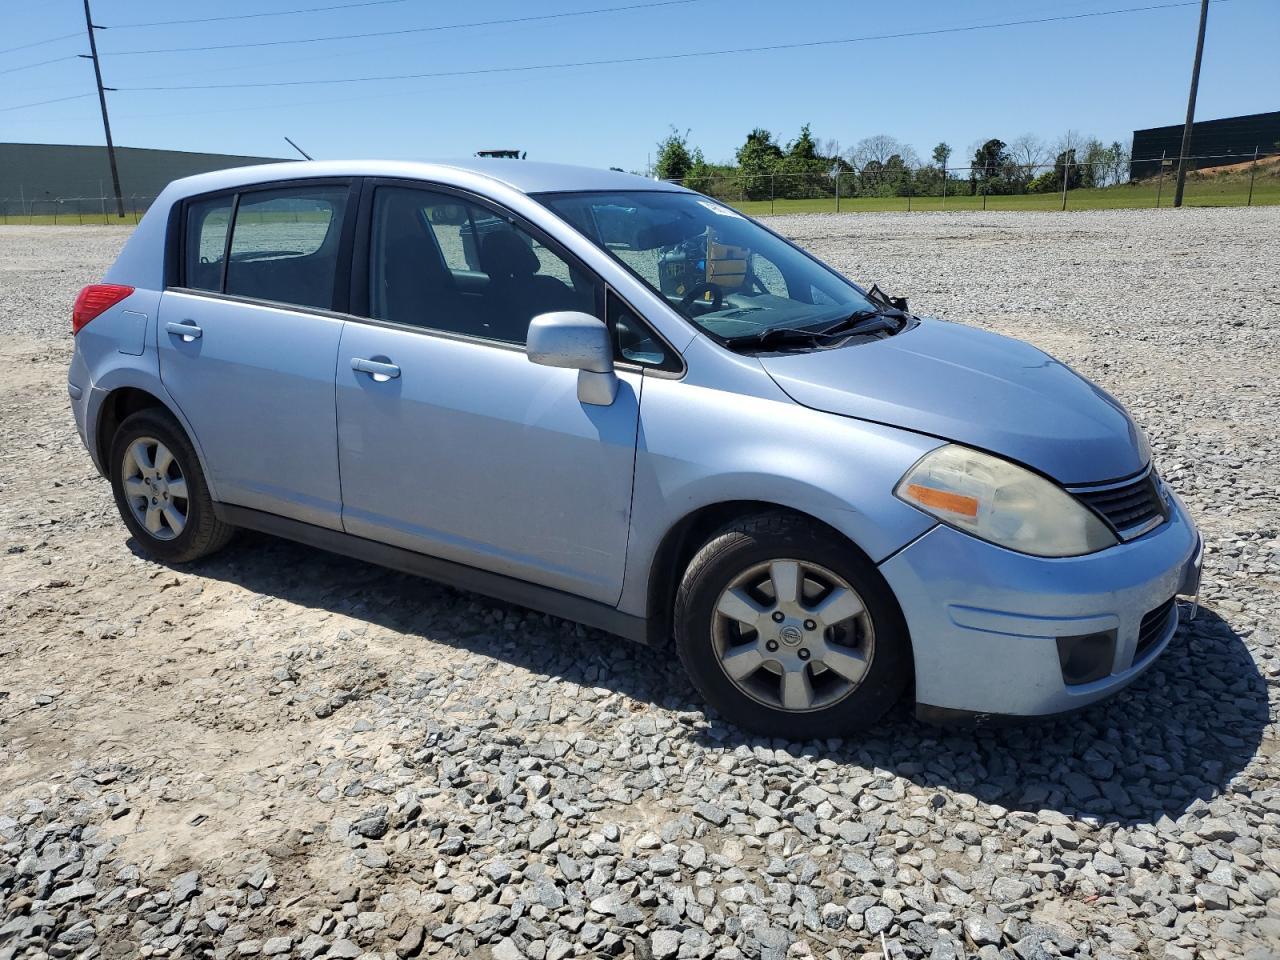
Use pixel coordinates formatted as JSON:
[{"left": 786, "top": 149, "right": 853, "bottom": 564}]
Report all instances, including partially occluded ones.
[{"left": 368, "top": 186, "right": 596, "bottom": 343}]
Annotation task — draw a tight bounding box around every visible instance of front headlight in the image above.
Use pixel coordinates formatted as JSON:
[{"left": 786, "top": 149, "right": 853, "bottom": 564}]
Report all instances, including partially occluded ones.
[{"left": 895, "top": 444, "right": 1117, "bottom": 557}]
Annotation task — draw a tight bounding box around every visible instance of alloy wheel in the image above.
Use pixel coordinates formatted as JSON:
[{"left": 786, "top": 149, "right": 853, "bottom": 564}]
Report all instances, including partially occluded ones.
[
  {"left": 711, "top": 558, "right": 875, "bottom": 712},
  {"left": 121, "top": 436, "right": 188, "bottom": 541}
]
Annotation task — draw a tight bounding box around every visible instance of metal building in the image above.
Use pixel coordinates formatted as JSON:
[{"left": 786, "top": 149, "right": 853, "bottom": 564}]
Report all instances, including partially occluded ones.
[
  {"left": 0, "top": 142, "right": 284, "bottom": 215},
  {"left": 1130, "top": 110, "right": 1280, "bottom": 180}
]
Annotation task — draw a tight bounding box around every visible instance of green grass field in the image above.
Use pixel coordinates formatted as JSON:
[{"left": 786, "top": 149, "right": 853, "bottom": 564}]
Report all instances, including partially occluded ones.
[{"left": 0, "top": 211, "right": 143, "bottom": 226}]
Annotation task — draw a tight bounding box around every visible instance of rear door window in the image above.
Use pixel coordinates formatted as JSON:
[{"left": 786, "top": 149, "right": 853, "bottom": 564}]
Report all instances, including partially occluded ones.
[{"left": 224, "top": 185, "right": 350, "bottom": 311}]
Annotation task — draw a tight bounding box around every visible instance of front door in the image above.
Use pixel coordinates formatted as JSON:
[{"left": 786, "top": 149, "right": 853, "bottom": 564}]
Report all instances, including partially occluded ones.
[
  {"left": 158, "top": 182, "right": 354, "bottom": 529},
  {"left": 334, "top": 184, "right": 640, "bottom": 603}
]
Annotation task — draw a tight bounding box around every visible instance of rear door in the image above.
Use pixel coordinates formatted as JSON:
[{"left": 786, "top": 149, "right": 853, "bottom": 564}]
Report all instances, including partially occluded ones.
[{"left": 157, "top": 181, "right": 357, "bottom": 529}]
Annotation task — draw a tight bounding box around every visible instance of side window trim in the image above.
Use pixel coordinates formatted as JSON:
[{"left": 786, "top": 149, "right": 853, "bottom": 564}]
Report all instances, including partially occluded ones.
[
  {"left": 219, "top": 192, "right": 240, "bottom": 294},
  {"left": 331, "top": 178, "right": 365, "bottom": 315}
]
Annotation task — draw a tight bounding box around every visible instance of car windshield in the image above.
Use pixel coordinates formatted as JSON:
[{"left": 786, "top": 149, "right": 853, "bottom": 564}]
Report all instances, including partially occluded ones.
[{"left": 535, "top": 190, "right": 878, "bottom": 342}]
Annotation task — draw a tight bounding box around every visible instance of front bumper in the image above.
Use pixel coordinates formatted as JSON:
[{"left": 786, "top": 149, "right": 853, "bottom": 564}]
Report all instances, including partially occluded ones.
[{"left": 880, "top": 488, "right": 1201, "bottom": 718}]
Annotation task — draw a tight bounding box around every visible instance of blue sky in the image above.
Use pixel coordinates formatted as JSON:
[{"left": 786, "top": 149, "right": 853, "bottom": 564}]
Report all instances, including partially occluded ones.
[{"left": 2, "top": 0, "right": 1276, "bottom": 170}]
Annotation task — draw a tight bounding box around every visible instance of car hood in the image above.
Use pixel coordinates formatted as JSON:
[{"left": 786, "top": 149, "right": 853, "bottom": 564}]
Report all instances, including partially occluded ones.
[{"left": 758, "top": 318, "right": 1147, "bottom": 485}]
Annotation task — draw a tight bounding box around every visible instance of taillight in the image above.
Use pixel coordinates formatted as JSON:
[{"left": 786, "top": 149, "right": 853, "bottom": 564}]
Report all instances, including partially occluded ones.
[{"left": 72, "top": 284, "right": 134, "bottom": 335}]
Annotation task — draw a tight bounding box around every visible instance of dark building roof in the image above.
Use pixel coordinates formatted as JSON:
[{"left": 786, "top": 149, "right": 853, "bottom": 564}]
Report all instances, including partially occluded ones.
[
  {"left": 0, "top": 142, "right": 284, "bottom": 210},
  {"left": 1130, "top": 111, "right": 1280, "bottom": 180}
]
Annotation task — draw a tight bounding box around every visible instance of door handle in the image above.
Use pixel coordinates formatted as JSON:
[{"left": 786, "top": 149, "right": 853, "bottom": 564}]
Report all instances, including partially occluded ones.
[
  {"left": 351, "top": 357, "right": 401, "bottom": 380},
  {"left": 165, "top": 320, "right": 202, "bottom": 341}
]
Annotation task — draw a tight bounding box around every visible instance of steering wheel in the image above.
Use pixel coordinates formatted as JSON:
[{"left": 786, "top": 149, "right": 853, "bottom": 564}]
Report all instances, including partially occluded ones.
[{"left": 680, "top": 281, "right": 724, "bottom": 312}]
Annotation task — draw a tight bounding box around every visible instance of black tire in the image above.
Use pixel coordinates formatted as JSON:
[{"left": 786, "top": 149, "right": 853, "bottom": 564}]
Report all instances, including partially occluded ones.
[
  {"left": 674, "top": 512, "right": 910, "bottom": 738},
  {"left": 108, "top": 407, "right": 234, "bottom": 564}
]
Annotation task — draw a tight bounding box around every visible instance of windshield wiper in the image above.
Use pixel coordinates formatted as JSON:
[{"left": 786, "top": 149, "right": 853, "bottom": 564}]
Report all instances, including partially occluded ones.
[
  {"left": 722, "top": 327, "right": 828, "bottom": 352},
  {"left": 814, "top": 308, "right": 900, "bottom": 338},
  {"left": 723, "top": 310, "right": 900, "bottom": 352}
]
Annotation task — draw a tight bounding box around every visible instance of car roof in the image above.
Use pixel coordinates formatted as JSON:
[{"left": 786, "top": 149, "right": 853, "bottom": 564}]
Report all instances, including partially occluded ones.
[{"left": 165, "top": 158, "right": 689, "bottom": 198}]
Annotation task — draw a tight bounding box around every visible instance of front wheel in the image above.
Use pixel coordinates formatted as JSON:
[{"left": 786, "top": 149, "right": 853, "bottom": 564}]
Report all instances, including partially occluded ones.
[
  {"left": 109, "top": 408, "right": 234, "bottom": 564},
  {"left": 674, "top": 513, "right": 910, "bottom": 738}
]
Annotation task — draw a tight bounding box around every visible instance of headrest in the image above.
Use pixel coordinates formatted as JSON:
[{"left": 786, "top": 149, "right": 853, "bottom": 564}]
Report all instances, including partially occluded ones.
[
  {"left": 381, "top": 199, "right": 429, "bottom": 246},
  {"left": 481, "top": 228, "right": 539, "bottom": 279}
]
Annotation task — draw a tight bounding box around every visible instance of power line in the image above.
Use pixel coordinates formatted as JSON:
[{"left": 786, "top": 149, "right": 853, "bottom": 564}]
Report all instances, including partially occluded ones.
[
  {"left": 0, "top": 55, "right": 81, "bottom": 77},
  {"left": 119, "top": 0, "right": 1233, "bottom": 92},
  {"left": 0, "top": 1, "right": 408, "bottom": 66},
  {"left": 105, "top": 0, "right": 407, "bottom": 29},
  {"left": 0, "top": 31, "right": 81, "bottom": 55},
  {"left": 85, "top": 71, "right": 546, "bottom": 123},
  {"left": 0, "top": 93, "right": 95, "bottom": 113},
  {"left": 104, "top": 0, "right": 704, "bottom": 56}
]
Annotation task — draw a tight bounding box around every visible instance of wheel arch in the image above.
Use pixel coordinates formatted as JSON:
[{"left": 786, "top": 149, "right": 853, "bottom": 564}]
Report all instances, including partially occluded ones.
[
  {"left": 92, "top": 385, "right": 219, "bottom": 501},
  {"left": 643, "top": 500, "right": 909, "bottom": 652},
  {"left": 95, "top": 387, "right": 169, "bottom": 470}
]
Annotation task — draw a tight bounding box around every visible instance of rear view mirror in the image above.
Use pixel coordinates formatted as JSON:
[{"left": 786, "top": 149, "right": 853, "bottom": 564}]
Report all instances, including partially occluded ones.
[
  {"left": 429, "top": 204, "right": 468, "bottom": 226},
  {"left": 635, "top": 218, "right": 704, "bottom": 250},
  {"left": 526, "top": 311, "right": 618, "bottom": 406}
]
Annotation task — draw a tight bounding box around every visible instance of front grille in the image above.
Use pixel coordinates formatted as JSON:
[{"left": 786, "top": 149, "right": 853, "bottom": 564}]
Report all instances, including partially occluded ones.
[
  {"left": 1135, "top": 597, "right": 1177, "bottom": 660},
  {"left": 1071, "top": 468, "right": 1167, "bottom": 539}
]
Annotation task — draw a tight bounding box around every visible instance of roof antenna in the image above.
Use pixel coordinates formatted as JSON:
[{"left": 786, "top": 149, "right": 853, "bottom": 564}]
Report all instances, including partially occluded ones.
[{"left": 284, "top": 136, "right": 314, "bottom": 160}]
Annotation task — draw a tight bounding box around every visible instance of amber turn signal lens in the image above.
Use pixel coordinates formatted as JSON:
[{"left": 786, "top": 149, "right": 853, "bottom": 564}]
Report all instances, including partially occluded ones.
[{"left": 904, "top": 483, "right": 979, "bottom": 518}]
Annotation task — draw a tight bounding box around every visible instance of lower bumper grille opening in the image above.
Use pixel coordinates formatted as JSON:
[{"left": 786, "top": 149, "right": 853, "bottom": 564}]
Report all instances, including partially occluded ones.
[
  {"left": 1135, "top": 597, "right": 1177, "bottom": 661},
  {"left": 1056, "top": 630, "right": 1117, "bottom": 686}
]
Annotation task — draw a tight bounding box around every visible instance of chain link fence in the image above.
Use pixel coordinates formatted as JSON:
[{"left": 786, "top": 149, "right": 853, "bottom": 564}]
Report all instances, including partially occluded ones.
[
  {"left": 1, "top": 152, "right": 1275, "bottom": 223},
  {"left": 0, "top": 195, "right": 155, "bottom": 225},
  {"left": 670, "top": 151, "right": 1279, "bottom": 214}
]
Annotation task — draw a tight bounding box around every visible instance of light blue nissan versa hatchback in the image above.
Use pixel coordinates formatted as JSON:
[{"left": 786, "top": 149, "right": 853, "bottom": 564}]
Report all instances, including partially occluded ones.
[{"left": 69, "top": 160, "right": 1203, "bottom": 736}]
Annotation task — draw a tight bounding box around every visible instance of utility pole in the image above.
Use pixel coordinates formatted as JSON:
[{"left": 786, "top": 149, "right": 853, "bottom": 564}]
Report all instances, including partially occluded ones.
[
  {"left": 1246, "top": 146, "right": 1259, "bottom": 207},
  {"left": 1172, "top": 0, "right": 1209, "bottom": 208},
  {"left": 80, "top": 0, "right": 124, "bottom": 218}
]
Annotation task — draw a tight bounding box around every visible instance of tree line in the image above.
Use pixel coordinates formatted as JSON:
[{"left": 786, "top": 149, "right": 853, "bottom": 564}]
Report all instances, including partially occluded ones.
[{"left": 651, "top": 126, "right": 1133, "bottom": 199}]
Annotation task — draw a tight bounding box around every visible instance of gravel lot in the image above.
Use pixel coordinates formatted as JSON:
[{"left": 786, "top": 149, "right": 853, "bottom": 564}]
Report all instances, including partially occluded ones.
[{"left": 1, "top": 209, "right": 1278, "bottom": 960}]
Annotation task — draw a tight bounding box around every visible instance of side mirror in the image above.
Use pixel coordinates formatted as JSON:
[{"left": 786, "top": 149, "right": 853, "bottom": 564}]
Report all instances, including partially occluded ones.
[{"left": 526, "top": 311, "right": 618, "bottom": 406}]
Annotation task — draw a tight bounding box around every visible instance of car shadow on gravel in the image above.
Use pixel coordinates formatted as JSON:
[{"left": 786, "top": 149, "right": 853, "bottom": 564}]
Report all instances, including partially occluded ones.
[
  {"left": 168, "top": 533, "right": 1267, "bottom": 829},
  {"left": 709, "top": 605, "right": 1270, "bottom": 828},
  {"left": 703, "top": 605, "right": 1269, "bottom": 827}
]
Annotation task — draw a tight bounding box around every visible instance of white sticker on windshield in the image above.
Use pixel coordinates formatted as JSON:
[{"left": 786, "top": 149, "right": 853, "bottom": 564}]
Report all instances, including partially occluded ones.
[{"left": 695, "top": 198, "right": 744, "bottom": 219}]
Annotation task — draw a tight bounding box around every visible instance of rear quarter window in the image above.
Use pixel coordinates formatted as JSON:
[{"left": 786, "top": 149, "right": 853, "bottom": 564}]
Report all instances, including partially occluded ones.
[{"left": 183, "top": 196, "right": 233, "bottom": 292}]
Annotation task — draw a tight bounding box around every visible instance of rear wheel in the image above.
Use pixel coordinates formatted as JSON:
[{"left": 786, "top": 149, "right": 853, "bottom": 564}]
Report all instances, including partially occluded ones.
[
  {"left": 674, "top": 512, "right": 910, "bottom": 738},
  {"left": 109, "top": 408, "right": 234, "bottom": 563}
]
